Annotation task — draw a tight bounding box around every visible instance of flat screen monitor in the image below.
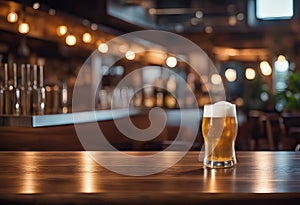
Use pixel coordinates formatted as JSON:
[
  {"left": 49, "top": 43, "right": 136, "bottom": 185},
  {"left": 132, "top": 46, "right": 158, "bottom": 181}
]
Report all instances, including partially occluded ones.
[
  {"left": 256, "top": 0, "right": 294, "bottom": 20},
  {"left": 248, "top": 0, "right": 295, "bottom": 27}
]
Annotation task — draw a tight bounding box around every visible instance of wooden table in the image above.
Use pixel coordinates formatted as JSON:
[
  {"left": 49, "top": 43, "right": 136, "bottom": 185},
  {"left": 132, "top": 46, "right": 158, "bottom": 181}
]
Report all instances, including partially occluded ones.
[{"left": 0, "top": 151, "right": 299, "bottom": 204}]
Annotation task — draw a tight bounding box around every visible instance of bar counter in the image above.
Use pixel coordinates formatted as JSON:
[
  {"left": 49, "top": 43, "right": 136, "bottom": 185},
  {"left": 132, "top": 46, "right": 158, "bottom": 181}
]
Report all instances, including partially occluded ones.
[{"left": 0, "top": 151, "right": 299, "bottom": 204}]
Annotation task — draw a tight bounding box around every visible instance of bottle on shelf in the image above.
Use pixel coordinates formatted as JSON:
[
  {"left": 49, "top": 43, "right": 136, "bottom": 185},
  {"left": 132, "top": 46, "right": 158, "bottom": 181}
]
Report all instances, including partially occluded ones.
[
  {"left": 3, "top": 63, "right": 11, "bottom": 114},
  {"left": 12, "top": 64, "right": 20, "bottom": 115},
  {"left": 19, "top": 64, "right": 27, "bottom": 115},
  {"left": 31, "top": 64, "right": 38, "bottom": 114},
  {"left": 25, "top": 64, "right": 32, "bottom": 115},
  {"left": 38, "top": 65, "right": 45, "bottom": 115},
  {"left": 31, "top": 65, "right": 45, "bottom": 115},
  {"left": 60, "top": 81, "right": 68, "bottom": 113},
  {"left": 3, "top": 64, "right": 21, "bottom": 115}
]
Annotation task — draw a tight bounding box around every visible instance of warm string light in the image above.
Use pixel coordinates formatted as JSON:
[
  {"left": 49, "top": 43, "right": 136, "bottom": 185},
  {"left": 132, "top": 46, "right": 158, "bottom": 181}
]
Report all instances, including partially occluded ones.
[
  {"left": 7, "top": 12, "right": 18, "bottom": 23},
  {"left": 166, "top": 56, "right": 177, "bottom": 68},
  {"left": 17, "top": 6, "right": 30, "bottom": 35},
  {"left": 5, "top": 6, "right": 105, "bottom": 49},
  {"left": 5, "top": 8, "right": 109, "bottom": 49},
  {"left": 98, "top": 43, "right": 108, "bottom": 53},
  {"left": 260, "top": 61, "right": 272, "bottom": 76},
  {"left": 225, "top": 68, "right": 237, "bottom": 82},
  {"left": 32, "top": 2, "right": 40, "bottom": 10},
  {"left": 125, "top": 50, "right": 135, "bottom": 60},
  {"left": 90, "top": 23, "right": 98, "bottom": 31},
  {"left": 57, "top": 25, "right": 97, "bottom": 46},
  {"left": 275, "top": 55, "right": 289, "bottom": 72},
  {"left": 18, "top": 22, "right": 30, "bottom": 34},
  {"left": 277, "top": 55, "right": 286, "bottom": 62},
  {"left": 211, "top": 74, "right": 222, "bottom": 85},
  {"left": 82, "top": 32, "right": 92, "bottom": 43},
  {"left": 48, "top": 9, "right": 56, "bottom": 16},
  {"left": 228, "top": 16, "right": 237, "bottom": 26},
  {"left": 205, "top": 26, "right": 213, "bottom": 33},
  {"left": 245, "top": 67, "right": 256, "bottom": 80},
  {"left": 56, "top": 25, "right": 68, "bottom": 36},
  {"left": 65, "top": 34, "right": 77, "bottom": 46},
  {"left": 57, "top": 26, "right": 95, "bottom": 46}
]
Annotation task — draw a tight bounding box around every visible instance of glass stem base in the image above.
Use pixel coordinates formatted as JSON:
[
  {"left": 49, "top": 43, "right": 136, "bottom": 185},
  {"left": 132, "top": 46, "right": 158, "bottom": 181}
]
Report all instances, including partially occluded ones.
[{"left": 204, "top": 158, "right": 236, "bottom": 168}]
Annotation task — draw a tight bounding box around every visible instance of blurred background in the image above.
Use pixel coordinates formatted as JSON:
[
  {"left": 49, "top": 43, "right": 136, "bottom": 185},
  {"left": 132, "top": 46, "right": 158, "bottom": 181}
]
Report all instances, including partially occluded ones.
[{"left": 0, "top": 0, "right": 300, "bottom": 152}]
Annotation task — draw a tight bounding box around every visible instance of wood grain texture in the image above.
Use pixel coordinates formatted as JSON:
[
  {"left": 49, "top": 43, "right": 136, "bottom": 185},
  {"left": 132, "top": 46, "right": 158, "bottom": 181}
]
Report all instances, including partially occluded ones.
[{"left": 0, "top": 151, "right": 299, "bottom": 204}]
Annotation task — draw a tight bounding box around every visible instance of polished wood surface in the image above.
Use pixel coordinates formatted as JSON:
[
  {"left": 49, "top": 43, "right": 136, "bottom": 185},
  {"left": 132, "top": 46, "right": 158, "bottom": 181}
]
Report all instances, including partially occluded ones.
[{"left": 0, "top": 151, "right": 299, "bottom": 204}]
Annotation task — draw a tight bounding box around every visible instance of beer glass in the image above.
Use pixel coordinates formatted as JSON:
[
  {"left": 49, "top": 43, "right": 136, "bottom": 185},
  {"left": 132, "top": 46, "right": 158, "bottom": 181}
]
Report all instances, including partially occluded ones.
[{"left": 202, "top": 101, "right": 238, "bottom": 168}]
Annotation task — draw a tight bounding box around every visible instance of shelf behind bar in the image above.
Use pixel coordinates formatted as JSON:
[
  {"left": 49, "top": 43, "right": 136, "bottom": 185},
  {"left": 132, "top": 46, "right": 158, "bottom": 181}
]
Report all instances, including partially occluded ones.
[{"left": 0, "top": 109, "right": 139, "bottom": 127}]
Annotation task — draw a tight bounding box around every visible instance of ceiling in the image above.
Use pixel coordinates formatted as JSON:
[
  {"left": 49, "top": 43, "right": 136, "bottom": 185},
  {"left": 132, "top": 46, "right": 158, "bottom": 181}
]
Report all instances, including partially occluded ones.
[
  {"left": 3, "top": 0, "right": 300, "bottom": 62},
  {"left": 13, "top": 0, "right": 299, "bottom": 31}
]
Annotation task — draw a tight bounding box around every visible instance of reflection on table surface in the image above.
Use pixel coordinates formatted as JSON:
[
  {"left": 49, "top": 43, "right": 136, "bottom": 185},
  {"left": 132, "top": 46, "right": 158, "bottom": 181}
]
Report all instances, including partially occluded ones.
[{"left": 0, "top": 151, "right": 299, "bottom": 204}]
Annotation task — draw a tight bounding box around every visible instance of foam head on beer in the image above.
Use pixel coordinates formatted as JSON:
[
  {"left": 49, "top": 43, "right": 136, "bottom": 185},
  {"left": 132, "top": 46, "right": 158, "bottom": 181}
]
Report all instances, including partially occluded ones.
[{"left": 203, "top": 101, "right": 236, "bottom": 118}]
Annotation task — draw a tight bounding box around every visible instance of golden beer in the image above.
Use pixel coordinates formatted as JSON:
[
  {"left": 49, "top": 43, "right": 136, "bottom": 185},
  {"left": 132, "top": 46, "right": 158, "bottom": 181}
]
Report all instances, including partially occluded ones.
[{"left": 202, "top": 102, "right": 238, "bottom": 168}]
